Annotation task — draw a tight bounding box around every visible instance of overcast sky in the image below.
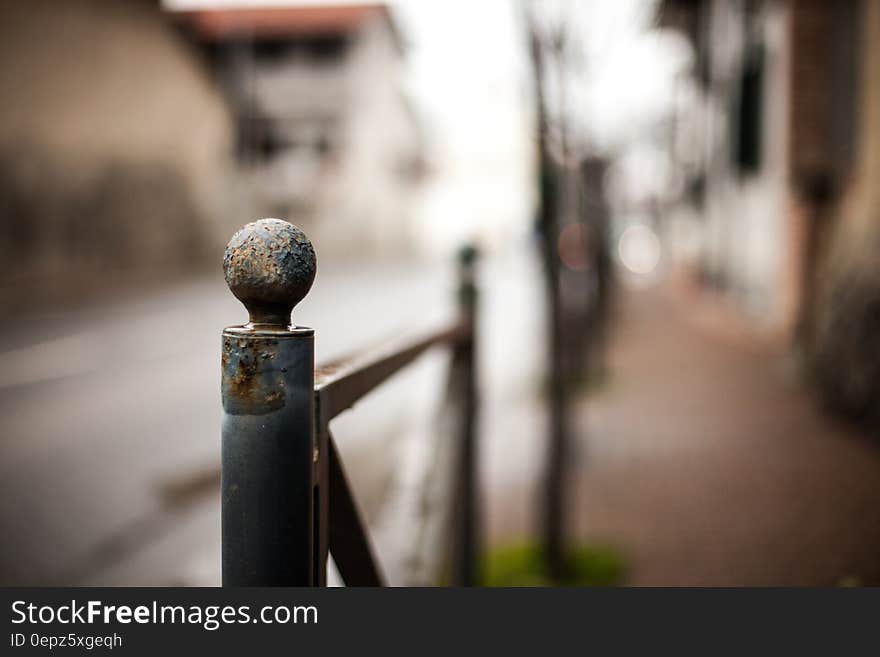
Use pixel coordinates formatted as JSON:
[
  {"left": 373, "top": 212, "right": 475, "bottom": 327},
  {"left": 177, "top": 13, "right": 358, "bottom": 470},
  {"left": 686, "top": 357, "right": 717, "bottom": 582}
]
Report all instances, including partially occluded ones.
[{"left": 163, "top": 0, "right": 690, "bottom": 151}]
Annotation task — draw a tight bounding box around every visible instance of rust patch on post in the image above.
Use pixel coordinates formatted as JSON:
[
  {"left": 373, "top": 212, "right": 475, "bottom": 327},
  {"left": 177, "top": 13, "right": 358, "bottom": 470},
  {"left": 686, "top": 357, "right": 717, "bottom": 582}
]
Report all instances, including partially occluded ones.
[{"left": 222, "top": 336, "right": 286, "bottom": 415}]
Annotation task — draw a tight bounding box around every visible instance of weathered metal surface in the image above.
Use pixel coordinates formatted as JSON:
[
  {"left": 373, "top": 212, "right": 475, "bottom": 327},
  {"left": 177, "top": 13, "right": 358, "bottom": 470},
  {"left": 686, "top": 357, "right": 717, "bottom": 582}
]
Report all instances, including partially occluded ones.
[
  {"left": 222, "top": 334, "right": 287, "bottom": 416},
  {"left": 223, "top": 218, "right": 316, "bottom": 328},
  {"left": 221, "top": 329, "right": 315, "bottom": 586},
  {"left": 314, "top": 321, "right": 468, "bottom": 427},
  {"left": 220, "top": 217, "right": 482, "bottom": 588},
  {"left": 221, "top": 218, "right": 317, "bottom": 586}
]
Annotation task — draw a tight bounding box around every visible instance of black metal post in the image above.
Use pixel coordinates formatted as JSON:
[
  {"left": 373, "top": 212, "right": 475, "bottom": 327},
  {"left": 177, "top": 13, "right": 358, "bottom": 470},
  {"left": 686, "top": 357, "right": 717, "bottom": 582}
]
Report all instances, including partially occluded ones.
[
  {"left": 221, "top": 218, "right": 318, "bottom": 586},
  {"left": 451, "top": 245, "right": 480, "bottom": 586}
]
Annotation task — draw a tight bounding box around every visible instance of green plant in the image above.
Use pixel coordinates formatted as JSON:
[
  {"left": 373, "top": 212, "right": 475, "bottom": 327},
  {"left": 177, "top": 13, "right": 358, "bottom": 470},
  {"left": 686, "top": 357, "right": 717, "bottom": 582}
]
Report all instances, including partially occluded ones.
[{"left": 483, "top": 542, "right": 625, "bottom": 587}]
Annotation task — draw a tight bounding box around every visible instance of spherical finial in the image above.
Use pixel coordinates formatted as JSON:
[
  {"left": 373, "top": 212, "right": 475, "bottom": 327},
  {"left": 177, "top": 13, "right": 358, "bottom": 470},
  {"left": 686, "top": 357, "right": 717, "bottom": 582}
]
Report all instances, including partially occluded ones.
[{"left": 223, "top": 218, "right": 316, "bottom": 327}]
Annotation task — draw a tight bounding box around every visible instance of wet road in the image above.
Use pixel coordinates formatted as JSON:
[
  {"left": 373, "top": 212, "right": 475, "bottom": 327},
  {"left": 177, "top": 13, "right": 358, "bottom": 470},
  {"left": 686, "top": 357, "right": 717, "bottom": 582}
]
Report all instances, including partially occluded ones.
[{"left": 0, "top": 249, "right": 544, "bottom": 584}]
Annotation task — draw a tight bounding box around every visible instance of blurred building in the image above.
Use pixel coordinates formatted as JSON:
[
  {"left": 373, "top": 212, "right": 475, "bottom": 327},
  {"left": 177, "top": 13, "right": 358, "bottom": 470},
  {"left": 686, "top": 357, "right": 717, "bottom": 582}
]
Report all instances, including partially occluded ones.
[
  {"left": 659, "top": 0, "right": 792, "bottom": 324},
  {"left": 178, "top": 3, "right": 425, "bottom": 257},
  {"left": 661, "top": 0, "right": 880, "bottom": 427},
  {"left": 0, "top": 0, "right": 232, "bottom": 299},
  {"left": 0, "top": 0, "right": 426, "bottom": 310}
]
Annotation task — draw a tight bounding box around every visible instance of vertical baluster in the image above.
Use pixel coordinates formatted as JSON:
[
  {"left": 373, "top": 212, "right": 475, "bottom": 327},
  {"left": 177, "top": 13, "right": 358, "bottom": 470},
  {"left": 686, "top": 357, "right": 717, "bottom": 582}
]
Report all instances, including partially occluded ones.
[{"left": 450, "top": 245, "right": 480, "bottom": 586}]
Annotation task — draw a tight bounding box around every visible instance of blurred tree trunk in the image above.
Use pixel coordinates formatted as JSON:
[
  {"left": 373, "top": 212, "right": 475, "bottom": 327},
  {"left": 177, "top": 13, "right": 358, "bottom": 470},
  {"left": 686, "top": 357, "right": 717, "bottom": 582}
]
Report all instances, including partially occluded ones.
[{"left": 528, "top": 18, "right": 568, "bottom": 581}]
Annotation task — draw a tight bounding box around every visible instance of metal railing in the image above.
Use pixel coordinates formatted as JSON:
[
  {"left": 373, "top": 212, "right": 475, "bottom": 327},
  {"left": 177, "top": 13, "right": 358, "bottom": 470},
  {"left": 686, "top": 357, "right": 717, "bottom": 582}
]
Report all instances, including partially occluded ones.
[{"left": 220, "top": 218, "right": 479, "bottom": 586}]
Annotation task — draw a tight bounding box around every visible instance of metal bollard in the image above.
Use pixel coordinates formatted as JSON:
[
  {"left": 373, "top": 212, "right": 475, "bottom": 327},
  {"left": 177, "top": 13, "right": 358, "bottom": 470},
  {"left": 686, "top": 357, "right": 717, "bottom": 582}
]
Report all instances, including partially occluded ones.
[
  {"left": 221, "top": 218, "right": 317, "bottom": 586},
  {"left": 451, "top": 244, "right": 480, "bottom": 586}
]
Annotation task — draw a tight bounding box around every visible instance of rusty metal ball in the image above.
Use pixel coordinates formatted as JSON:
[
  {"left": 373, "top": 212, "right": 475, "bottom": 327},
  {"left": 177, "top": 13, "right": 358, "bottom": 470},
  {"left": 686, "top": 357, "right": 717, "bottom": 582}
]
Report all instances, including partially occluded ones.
[{"left": 223, "top": 218, "right": 316, "bottom": 325}]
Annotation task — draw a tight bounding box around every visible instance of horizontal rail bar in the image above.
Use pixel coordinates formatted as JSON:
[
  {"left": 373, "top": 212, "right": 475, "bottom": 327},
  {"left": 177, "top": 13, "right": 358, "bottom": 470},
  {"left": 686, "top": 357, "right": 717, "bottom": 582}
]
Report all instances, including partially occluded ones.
[{"left": 314, "top": 320, "right": 469, "bottom": 427}]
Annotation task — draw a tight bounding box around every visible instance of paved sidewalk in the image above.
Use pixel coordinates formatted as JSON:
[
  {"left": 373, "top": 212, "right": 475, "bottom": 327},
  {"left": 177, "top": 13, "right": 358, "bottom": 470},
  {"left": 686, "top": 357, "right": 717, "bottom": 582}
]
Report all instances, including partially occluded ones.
[{"left": 488, "top": 284, "right": 880, "bottom": 585}]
